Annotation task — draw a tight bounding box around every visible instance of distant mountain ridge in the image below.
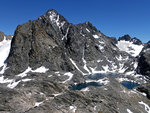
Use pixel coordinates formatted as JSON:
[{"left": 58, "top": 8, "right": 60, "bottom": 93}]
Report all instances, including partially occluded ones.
[
  {"left": 117, "top": 34, "right": 144, "bottom": 57},
  {"left": 0, "top": 31, "right": 13, "bottom": 41},
  {"left": 118, "top": 34, "right": 143, "bottom": 45}
]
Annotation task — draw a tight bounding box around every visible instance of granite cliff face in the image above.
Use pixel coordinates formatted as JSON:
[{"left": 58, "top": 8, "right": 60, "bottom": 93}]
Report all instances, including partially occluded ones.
[{"left": 0, "top": 9, "right": 150, "bottom": 113}]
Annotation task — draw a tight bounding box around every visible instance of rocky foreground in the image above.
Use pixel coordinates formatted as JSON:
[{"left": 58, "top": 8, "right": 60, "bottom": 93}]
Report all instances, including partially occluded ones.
[{"left": 0, "top": 9, "right": 150, "bottom": 113}]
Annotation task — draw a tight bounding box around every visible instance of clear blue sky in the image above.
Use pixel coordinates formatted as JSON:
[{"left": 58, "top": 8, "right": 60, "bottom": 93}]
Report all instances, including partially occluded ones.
[{"left": 0, "top": 0, "right": 150, "bottom": 42}]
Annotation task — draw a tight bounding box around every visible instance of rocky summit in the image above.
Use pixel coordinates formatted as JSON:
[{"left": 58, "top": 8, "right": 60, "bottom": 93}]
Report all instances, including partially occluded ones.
[{"left": 0, "top": 9, "right": 150, "bottom": 113}]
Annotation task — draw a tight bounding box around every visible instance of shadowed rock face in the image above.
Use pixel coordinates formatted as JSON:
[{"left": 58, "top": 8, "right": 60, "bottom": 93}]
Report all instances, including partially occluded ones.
[
  {"left": 137, "top": 42, "right": 150, "bottom": 77},
  {"left": 131, "top": 37, "right": 143, "bottom": 45},
  {"left": 137, "top": 83, "right": 150, "bottom": 100},
  {"left": 0, "top": 9, "right": 150, "bottom": 113},
  {"left": 118, "top": 35, "right": 131, "bottom": 41},
  {"left": 6, "top": 10, "right": 74, "bottom": 75}
]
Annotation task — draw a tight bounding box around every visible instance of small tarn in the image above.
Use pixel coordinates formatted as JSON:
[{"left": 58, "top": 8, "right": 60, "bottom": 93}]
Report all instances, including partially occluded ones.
[
  {"left": 121, "top": 81, "right": 139, "bottom": 89},
  {"left": 71, "top": 82, "right": 102, "bottom": 90}
]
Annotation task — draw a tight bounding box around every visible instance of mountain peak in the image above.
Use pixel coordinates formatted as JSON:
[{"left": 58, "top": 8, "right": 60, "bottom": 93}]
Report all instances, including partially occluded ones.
[
  {"left": 131, "top": 37, "right": 142, "bottom": 45},
  {"left": 45, "top": 9, "right": 61, "bottom": 22},
  {"left": 47, "top": 9, "right": 58, "bottom": 14},
  {"left": 39, "top": 9, "right": 69, "bottom": 30},
  {"left": 118, "top": 34, "right": 131, "bottom": 41},
  {"left": 46, "top": 9, "right": 59, "bottom": 19},
  {"left": 118, "top": 35, "right": 142, "bottom": 45},
  {"left": 147, "top": 40, "right": 150, "bottom": 44}
]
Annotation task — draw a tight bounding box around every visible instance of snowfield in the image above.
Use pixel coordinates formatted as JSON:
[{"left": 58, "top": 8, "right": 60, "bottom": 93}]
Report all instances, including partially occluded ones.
[
  {"left": 0, "top": 36, "right": 11, "bottom": 67},
  {"left": 116, "top": 40, "right": 143, "bottom": 57}
]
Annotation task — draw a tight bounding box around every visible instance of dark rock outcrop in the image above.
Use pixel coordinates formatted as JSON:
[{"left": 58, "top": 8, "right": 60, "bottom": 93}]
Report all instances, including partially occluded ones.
[
  {"left": 118, "top": 34, "right": 142, "bottom": 45},
  {"left": 137, "top": 41, "right": 150, "bottom": 77},
  {"left": 131, "top": 37, "right": 142, "bottom": 45},
  {"left": 137, "top": 83, "right": 150, "bottom": 99},
  {"left": 118, "top": 34, "right": 131, "bottom": 41}
]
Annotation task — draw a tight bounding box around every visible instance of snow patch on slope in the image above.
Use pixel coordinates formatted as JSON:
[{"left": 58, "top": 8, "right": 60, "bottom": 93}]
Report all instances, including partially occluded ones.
[
  {"left": 34, "top": 101, "right": 43, "bottom": 107},
  {"left": 69, "top": 58, "right": 85, "bottom": 75},
  {"left": 0, "top": 64, "right": 8, "bottom": 74},
  {"left": 86, "top": 77, "right": 109, "bottom": 85},
  {"left": 7, "top": 80, "right": 21, "bottom": 89},
  {"left": 82, "top": 48, "right": 91, "bottom": 74},
  {"left": 48, "top": 10, "right": 65, "bottom": 28},
  {"left": 0, "top": 75, "right": 13, "bottom": 83},
  {"left": 0, "top": 36, "right": 11, "bottom": 67},
  {"left": 62, "top": 72, "right": 74, "bottom": 83},
  {"left": 0, "top": 66, "right": 48, "bottom": 89},
  {"left": 86, "top": 28, "right": 90, "bottom": 32},
  {"left": 127, "top": 109, "right": 133, "bottom": 113},
  {"left": 17, "top": 66, "right": 49, "bottom": 77},
  {"left": 139, "top": 101, "right": 150, "bottom": 113},
  {"left": 93, "top": 35, "right": 99, "bottom": 39},
  {"left": 116, "top": 40, "right": 143, "bottom": 57},
  {"left": 69, "top": 106, "right": 77, "bottom": 113},
  {"left": 32, "top": 66, "right": 49, "bottom": 73},
  {"left": 81, "top": 87, "right": 90, "bottom": 92},
  {"left": 17, "top": 67, "right": 32, "bottom": 77}
]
